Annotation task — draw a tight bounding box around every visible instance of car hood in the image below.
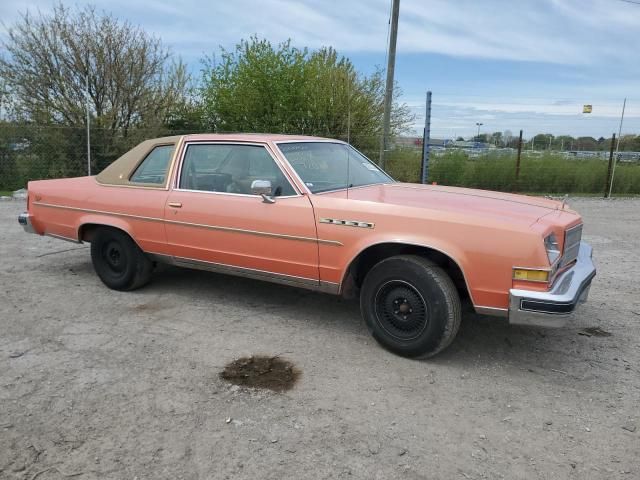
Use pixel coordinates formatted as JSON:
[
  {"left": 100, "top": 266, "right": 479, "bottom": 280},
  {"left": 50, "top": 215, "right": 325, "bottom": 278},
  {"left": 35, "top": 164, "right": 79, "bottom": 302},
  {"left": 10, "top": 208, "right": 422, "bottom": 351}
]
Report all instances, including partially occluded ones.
[{"left": 342, "top": 183, "right": 570, "bottom": 226}]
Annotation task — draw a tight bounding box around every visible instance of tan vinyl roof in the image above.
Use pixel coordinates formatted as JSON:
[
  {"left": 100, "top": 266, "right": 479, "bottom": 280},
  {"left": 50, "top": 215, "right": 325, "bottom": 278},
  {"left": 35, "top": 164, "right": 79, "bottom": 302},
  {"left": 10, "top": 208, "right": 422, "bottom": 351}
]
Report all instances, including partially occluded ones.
[{"left": 95, "top": 135, "right": 182, "bottom": 188}]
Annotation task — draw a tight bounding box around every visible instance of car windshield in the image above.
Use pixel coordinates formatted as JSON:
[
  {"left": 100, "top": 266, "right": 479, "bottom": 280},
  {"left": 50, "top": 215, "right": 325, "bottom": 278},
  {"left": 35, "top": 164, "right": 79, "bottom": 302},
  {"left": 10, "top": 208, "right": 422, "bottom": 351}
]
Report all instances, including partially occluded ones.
[{"left": 277, "top": 142, "right": 394, "bottom": 193}]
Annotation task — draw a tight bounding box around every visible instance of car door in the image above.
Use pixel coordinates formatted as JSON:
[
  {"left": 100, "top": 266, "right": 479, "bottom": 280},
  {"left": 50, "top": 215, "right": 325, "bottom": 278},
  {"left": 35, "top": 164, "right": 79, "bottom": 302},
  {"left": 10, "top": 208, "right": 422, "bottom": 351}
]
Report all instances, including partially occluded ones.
[{"left": 164, "top": 141, "right": 320, "bottom": 286}]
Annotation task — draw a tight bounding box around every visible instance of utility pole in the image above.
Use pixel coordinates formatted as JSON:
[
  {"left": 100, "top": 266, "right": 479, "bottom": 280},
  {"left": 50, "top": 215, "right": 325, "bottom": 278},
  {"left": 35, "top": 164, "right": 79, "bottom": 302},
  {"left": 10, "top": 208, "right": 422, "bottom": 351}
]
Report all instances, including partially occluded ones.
[
  {"left": 608, "top": 98, "right": 627, "bottom": 198},
  {"left": 420, "top": 91, "right": 432, "bottom": 184},
  {"left": 86, "top": 74, "right": 91, "bottom": 176},
  {"left": 379, "top": 0, "right": 400, "bottom": 169},
  {"left": 604, "top": 133, "right": 616, "bottom": 198}
]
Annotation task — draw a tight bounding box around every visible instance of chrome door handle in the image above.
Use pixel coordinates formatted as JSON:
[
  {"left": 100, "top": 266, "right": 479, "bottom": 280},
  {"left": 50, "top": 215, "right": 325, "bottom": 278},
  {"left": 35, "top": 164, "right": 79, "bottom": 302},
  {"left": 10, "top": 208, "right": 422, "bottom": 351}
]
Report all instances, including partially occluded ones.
[{"left": 168, "top": 202, "right": 182, "bottom": 208}]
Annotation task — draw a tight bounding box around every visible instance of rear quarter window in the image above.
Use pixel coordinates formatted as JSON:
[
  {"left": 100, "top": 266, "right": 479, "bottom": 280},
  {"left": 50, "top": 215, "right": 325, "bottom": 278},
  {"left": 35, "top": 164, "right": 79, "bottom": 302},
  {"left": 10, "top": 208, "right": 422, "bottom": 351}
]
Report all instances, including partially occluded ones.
[{"left": 130, "top": 144, "right": 175, "bottom": 185}]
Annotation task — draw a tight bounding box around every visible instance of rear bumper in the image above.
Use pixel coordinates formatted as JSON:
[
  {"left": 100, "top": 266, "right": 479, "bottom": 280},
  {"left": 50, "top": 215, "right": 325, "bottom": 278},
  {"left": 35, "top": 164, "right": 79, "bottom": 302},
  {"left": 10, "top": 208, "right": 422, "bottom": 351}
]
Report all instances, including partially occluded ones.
[
  {"left": 18, "top": 212, "right": 36, "bottom": 234},
  {"left": 509, "top": 242, "right": 596, "bottom": 327}
]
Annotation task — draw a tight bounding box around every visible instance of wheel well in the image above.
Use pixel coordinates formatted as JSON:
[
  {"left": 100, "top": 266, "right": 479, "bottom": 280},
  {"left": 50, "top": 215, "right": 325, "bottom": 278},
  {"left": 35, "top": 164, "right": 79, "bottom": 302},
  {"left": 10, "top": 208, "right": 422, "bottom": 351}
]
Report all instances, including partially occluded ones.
[
  {"left": 79, "top": 223, "right": 130, "bottom": 243},
  {"left": 343, "top": 243, "right": 470, "bottom": 300}
]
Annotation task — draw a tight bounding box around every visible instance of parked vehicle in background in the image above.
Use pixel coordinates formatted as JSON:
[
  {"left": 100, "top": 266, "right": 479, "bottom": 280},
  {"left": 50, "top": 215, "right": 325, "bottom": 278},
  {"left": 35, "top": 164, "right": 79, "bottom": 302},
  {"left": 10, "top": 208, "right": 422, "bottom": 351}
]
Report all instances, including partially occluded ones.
[{"left": 18, "top": 134, "right": 596, "bottom": 358}]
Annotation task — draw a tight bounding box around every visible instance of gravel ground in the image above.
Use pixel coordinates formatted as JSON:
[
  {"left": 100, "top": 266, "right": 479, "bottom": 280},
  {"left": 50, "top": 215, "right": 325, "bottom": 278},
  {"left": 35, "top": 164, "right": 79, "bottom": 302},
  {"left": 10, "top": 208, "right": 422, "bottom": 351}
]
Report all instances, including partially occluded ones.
[{"left": 0, "top": 198, "right": 638, "bottom": 479}]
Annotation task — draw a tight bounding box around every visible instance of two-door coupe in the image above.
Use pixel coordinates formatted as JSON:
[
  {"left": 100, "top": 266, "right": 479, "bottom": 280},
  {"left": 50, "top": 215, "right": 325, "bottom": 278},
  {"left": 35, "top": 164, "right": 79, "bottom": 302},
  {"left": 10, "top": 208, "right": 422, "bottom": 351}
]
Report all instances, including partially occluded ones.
[{"left": 18, "top": 134, "right": 596, "bottom": 358}]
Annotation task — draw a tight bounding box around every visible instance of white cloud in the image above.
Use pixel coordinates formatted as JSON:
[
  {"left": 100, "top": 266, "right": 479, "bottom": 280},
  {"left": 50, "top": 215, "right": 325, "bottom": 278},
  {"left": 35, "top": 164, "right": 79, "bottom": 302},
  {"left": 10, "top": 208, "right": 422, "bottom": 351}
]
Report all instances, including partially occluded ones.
[
  {"left": 1, "top": 0, "right": 638, "bottom": 137},
  {"left": 3, "top": 0, "right": 638, "bottom": 66},
  {"left": 406, "top": 97, "right": 638, "bottom": 138}
]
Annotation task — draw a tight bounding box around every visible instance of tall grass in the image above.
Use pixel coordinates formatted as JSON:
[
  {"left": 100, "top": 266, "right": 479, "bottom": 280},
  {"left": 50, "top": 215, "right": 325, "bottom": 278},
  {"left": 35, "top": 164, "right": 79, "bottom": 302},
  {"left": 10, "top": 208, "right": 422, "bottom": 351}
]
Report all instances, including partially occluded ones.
[{"left": 386, "top": 149, "right": 640, "bottom": 195}]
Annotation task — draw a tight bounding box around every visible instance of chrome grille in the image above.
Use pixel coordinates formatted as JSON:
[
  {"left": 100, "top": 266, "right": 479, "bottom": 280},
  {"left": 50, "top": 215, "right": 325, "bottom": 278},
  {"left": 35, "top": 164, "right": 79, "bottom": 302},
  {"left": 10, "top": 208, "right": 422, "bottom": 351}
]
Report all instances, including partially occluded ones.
[{"left": 561, "top": 224, "right": 582, "bottom": 267}]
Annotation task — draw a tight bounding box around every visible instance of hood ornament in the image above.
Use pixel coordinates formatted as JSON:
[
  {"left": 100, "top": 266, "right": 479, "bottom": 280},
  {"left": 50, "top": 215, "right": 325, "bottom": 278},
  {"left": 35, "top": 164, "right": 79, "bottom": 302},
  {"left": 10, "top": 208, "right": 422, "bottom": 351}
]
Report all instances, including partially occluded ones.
[{"left": 544, "top": 194, "right": 569, "bottom": 209}]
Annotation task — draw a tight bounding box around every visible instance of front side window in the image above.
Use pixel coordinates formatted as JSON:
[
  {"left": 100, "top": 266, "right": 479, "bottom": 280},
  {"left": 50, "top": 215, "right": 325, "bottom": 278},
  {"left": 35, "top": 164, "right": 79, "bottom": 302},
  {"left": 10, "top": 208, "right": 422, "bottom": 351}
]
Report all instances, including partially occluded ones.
[
  {"left": 277, "top": 142, "right": 393, "bottom": 193},
  {"left": 179, "top": 144, "right": 296, "bottom": 196},
  {"left": 130, "top": 144, "right": 175, "bottom": 185}
]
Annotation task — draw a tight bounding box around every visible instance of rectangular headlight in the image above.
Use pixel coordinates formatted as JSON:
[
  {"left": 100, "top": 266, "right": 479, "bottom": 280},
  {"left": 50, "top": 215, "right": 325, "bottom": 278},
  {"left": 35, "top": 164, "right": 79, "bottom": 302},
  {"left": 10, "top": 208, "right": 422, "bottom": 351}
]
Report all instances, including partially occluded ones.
[{"left": 544, "top": 233, "right": 561, "bottom": 264}]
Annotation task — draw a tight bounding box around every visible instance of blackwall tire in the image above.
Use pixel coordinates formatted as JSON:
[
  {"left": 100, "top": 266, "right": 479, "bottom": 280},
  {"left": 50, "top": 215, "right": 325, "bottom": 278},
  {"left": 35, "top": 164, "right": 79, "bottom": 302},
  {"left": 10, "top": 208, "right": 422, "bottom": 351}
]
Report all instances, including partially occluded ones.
[
  {"left": 360, "top": 255, "right": 462, "bottom": 358},
  {"left": 90, "top": 227, "right": 152, "bottom": 291}
]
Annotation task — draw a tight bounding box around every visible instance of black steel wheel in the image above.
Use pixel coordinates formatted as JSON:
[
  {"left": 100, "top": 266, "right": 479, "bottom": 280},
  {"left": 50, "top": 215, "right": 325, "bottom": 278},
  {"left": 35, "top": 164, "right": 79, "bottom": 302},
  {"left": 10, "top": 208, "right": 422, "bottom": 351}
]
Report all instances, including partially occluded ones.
[
  {"left": 360, "top": 255, "right": 461, "bottom": 358},
  {"left": 374, "top": 280, "right": 429, "bottom": 341}
]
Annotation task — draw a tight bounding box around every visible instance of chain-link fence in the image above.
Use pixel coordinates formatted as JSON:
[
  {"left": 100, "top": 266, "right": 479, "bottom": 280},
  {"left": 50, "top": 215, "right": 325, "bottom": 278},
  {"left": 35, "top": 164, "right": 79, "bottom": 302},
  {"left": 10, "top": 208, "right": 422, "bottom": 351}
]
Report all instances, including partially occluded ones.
[
  {"left": 1, "top": 122, "right": 639, "bottom": 196},
  {"left": 386, "top": 141, "right": 640, "bottom": 195}
]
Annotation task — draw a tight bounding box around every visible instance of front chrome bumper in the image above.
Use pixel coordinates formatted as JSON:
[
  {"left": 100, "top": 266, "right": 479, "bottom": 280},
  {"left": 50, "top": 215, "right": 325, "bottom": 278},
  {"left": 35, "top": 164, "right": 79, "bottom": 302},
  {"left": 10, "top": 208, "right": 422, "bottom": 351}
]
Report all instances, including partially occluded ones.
[
  {"left": 509, "top": 242, "right": 596, "bottom": 327},
  {"left": 18, "top": 212, "right": 36, "bottom": 234}
]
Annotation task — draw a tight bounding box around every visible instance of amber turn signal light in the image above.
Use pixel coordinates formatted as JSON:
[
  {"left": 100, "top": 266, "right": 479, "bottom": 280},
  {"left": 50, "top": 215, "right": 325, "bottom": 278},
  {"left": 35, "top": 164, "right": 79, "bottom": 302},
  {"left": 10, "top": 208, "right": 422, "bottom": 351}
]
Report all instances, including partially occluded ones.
[{"left": 513, "top": 269, "right": 550, "bottom": 282}]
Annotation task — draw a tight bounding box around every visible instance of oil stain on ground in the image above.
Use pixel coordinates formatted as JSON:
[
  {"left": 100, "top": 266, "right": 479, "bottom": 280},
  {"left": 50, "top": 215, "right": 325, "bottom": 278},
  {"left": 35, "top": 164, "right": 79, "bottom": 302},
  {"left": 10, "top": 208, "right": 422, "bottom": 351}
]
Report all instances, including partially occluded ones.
[{"left": 220, "top": 355, "right": 300, "bottom": 392}]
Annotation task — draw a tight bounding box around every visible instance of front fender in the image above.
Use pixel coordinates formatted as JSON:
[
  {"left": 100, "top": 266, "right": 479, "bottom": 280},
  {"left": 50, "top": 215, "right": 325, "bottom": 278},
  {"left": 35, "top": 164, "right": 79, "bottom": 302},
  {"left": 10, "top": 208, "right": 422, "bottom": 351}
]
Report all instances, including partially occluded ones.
[{"left": 338, "top": 234, "right": 473, "bottom": 298}]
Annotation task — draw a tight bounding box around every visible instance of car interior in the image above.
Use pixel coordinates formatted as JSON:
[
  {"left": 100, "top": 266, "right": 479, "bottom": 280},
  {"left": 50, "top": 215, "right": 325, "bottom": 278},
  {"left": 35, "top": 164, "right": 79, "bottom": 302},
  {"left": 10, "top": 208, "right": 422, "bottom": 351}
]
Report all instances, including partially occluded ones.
[{"left": 180, "top": 145, "right": 295, "bottom": 196}]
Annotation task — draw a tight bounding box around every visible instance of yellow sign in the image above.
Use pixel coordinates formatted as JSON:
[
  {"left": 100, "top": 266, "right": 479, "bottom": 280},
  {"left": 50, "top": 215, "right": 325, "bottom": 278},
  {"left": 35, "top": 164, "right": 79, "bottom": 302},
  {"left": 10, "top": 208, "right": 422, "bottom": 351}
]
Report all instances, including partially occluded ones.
[{"left": 583, "top": 105, "right": 593, "bottom": 114}]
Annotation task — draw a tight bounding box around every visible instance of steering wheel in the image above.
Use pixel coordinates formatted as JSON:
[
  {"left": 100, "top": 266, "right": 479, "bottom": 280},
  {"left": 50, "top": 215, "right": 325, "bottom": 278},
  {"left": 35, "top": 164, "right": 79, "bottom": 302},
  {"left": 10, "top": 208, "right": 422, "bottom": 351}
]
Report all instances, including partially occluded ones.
[{"left": 184, "top": 159, "right": 197, "bottom": 190}]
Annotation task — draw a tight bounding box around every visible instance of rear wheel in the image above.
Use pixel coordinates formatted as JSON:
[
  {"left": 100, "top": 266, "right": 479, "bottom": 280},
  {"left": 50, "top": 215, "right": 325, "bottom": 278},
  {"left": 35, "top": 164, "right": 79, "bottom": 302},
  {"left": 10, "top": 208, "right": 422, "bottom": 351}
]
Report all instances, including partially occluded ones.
[
  {"left": 90, "top": 227, "right": 152, "bottom": 291},
  {"left": 360, "top": 255, "right": 461, "bottom": 358}
]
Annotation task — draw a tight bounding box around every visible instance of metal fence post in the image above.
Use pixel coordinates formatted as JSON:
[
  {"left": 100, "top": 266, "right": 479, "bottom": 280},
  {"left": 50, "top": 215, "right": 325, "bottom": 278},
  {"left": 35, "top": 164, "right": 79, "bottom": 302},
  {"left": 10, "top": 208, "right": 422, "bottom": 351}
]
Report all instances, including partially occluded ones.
[
  {"left": 420, "top": 91, "right": 432, "bottom": 184},
  {"left": 515, "top": 129, "right": 523, "bottom": 190}
]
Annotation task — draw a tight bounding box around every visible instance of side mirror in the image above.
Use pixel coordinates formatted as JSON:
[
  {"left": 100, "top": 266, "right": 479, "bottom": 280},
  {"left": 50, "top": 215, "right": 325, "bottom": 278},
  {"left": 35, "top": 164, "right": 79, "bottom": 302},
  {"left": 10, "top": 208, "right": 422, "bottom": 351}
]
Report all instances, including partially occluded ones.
[{"left": 250, "top": 179, "right": 275, "bottom": 203}]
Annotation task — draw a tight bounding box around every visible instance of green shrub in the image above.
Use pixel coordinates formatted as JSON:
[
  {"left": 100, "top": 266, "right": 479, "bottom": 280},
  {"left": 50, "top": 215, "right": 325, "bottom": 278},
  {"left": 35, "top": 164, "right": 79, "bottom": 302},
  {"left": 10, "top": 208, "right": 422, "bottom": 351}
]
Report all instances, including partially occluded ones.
[{"left": 385, "top": 148, "right": 640, "bottom": 195}]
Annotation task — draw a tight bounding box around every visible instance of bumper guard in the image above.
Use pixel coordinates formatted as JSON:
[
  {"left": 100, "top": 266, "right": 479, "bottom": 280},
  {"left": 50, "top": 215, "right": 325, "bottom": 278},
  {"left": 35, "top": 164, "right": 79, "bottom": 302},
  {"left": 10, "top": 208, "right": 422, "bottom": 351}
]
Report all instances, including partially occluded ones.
[{"left": 18, "top": 213, "right": 36, "bottom": 234}]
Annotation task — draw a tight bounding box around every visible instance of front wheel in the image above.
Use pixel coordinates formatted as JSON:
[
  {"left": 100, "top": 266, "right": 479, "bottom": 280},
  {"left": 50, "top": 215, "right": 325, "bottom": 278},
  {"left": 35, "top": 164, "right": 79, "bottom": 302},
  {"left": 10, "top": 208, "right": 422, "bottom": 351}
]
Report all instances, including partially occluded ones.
[
  {"left": 360, "top": 255, "right": 461, "bottom": 358},
  {"left": 90, "top": 227, "right": 153, "bottom": 291}
]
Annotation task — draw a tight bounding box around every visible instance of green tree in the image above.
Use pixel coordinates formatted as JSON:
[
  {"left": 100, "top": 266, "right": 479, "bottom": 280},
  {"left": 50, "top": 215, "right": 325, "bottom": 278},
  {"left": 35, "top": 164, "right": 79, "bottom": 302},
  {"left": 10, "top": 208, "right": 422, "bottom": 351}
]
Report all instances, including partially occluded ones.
[
  {"left": 554, "top": 135, "right": 574, "bottom": 151},
  {"left": 575, "top": 136, "right": 598, "bottom": 151},
  {"left": 0, "top": 3, "right": 190, "bottom": 172},
  {"left": 489, "top": 131, "right": 503, "bottom": 146},
  {"left": 533, "top": 133, "right": 554, "bottom": 150},
  {"left": 619, "top": 135, "right": 640, "bottom": 152},
  {"left": 200, "top": 36, "right": 413, "bottom": 159}
]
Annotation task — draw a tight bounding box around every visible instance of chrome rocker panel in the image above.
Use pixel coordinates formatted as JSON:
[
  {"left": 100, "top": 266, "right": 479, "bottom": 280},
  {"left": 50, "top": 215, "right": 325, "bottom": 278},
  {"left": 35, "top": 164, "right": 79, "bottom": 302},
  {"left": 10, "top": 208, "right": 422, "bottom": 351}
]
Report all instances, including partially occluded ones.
[{"left": 509, "top": 242, "right": 596, "bottom": 327}]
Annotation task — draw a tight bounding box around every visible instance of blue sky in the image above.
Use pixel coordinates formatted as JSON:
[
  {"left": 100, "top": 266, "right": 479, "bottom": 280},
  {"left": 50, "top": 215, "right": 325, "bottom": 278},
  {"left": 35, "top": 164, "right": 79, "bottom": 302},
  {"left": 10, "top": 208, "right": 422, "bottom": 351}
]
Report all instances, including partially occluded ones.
[{"left": 2, "top": 0, "right": 639, "bottom": 138}]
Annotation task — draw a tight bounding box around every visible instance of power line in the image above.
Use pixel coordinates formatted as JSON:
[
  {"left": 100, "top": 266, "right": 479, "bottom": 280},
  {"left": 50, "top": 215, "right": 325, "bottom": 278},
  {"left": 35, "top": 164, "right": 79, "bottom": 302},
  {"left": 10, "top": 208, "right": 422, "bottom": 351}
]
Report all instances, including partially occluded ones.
[{"left": 617, "top": 0, "right": 640, "bottom": 5}]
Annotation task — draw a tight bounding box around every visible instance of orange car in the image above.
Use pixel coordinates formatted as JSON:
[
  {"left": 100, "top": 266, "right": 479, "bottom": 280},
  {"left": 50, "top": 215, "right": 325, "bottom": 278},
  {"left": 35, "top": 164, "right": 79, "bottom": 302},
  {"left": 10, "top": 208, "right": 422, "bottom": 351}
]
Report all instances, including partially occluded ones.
[{"left": 18, "top": 134, "right": 596, "bottom": 358}]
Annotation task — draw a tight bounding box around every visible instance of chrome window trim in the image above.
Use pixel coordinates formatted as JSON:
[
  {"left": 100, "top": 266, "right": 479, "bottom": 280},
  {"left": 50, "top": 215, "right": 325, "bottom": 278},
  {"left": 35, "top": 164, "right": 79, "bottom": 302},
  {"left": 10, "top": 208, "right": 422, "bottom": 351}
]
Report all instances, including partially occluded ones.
[
  {"left": 174, "top": 141, "right": 302, "bottom": 197},
  {"left": 32, "top": 202, "right": 342, "bottom": 246},
  {"left": 273, "top": 140, "right": 395, "bottom": 195},
  {"left": 173, "top": 187, "right": 299, "bottom": 200},
  {"left": 128, "top": 143, "right": 177, "bottom": 186}
]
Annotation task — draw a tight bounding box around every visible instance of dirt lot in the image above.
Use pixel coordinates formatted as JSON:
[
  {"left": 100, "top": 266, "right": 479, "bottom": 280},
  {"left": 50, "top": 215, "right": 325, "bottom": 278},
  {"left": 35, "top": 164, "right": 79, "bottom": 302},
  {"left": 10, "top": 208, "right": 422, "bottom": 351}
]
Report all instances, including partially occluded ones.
[{"left": 1, "top": 198, "right": 638, "bottom": 479}]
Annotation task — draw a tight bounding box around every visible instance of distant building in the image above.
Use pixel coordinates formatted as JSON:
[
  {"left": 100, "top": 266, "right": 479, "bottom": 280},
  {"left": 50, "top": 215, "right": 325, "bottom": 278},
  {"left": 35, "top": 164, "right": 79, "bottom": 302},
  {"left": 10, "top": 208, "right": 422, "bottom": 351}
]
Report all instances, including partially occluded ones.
[{"left": 394, "top": 136, "right": 452, "bottom": 148}]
